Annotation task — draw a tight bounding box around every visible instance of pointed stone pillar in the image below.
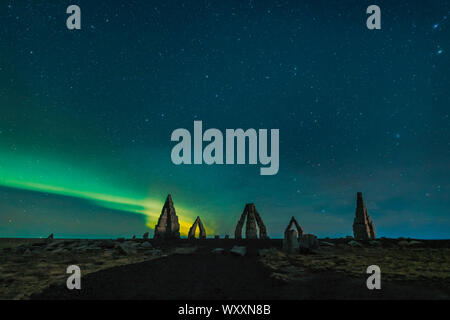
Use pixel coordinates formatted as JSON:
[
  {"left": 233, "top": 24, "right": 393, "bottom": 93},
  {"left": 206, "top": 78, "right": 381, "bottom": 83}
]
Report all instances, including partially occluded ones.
[
  {"left": 154, "top": 194, "right": 180, "bottom": 240},
  {"left": 352, "top": 192, "right": 376, "bottom": 240}
]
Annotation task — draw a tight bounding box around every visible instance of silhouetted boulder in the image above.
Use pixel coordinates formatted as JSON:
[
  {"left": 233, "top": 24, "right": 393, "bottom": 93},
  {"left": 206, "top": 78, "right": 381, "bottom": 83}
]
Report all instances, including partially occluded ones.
[
  {"left": 116, "top": 243, "right": 136, "bottom": 255},
  {"left": 46, "top": 233, "right": 54, "bottom": 243},
  {"left": 299, "top": 234, "right": 319, "bottom": 251},
  {"left": 230, "top": 246, "right": 246, "bottom": 256},
  {"left": 320, "top": 241, "right": 335, "bottom": 247},
  {"left": 141, "top": 242, "right": 152, "bottom": 249},
  {"left": 348, "top": 240, "right": 363, "bottom": 248}
]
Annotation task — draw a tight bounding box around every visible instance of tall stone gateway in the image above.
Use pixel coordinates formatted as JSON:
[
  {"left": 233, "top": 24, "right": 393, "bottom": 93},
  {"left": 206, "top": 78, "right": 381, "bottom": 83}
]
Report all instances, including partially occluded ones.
[
  {"left": 235, "top": 203, "right": 268, "bottom": 239},
  {"left": 352, "top": 192, "right": 376, "bottom": 240},
  {"left": 187, "top": 216, "right": 206, "bottom": 240},
  {"left": 284, "top": 216, "right": 304, "bottom": 239},
  {"left": 154, "top": 194, "right": 180, "bottom": 240}
]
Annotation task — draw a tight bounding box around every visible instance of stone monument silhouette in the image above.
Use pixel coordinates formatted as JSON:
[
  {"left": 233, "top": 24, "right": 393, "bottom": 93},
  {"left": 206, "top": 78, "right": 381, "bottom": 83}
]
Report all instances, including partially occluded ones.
[{"left": 234, "top": 203, "right": 268, "bottom": 239}]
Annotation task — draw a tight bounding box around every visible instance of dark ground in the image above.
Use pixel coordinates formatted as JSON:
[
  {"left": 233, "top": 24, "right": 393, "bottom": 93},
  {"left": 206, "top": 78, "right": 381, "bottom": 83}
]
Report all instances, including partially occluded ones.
[{"left": 31, "top": 239, "right": 450, "bottom": 300}]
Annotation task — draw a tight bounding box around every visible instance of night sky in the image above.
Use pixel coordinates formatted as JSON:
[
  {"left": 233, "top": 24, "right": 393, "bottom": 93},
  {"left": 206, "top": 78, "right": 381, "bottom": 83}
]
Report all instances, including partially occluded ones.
[{"left": 0, "top": 0, "right": 449, "bottom": 239}]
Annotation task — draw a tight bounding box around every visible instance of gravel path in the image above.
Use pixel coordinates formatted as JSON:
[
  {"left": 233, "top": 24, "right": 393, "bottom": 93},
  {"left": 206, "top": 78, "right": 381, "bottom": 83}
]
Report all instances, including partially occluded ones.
[{"left": 31, "top": 252, "right": 449, "bottom": 300}]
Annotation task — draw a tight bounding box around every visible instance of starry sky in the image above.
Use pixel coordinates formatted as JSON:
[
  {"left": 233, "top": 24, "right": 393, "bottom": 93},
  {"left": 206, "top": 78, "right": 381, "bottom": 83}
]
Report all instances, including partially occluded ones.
[{"left": 0, "top": 0, "right": 449, "bottom": 239}]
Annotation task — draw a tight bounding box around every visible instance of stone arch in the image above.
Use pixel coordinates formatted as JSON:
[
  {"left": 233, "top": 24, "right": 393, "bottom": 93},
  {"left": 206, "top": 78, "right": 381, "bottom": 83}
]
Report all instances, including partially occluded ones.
[
  {"left": 234, "top": 203, "right": 268, "bottom": 239},
  {"left": 188, "top": 216, "right": 206, "bottom": 240},
  {"left": 284, "top": 216, "right": 304, "bottom": 240}
]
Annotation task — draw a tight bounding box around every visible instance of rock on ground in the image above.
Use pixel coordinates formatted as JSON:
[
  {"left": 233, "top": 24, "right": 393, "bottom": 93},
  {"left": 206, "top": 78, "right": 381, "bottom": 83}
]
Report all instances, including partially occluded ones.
[
  {"left": 348, "top": 240, "right": 363, "bottom": 248},
  {"left": 230, "top": 246, "right": 246, "bottom": 256},
  {"left": 299, "top": 234, "right": 320, "bottom": 251},
  {"left": 172, "top": 247, "right": 197, "bottom": 254}
]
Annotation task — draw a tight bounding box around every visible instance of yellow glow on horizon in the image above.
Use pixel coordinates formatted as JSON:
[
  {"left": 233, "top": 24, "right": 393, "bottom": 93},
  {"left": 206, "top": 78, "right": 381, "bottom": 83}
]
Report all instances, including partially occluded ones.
[{"left": 1, "top": 179, "right": 214, "bottom": 236}]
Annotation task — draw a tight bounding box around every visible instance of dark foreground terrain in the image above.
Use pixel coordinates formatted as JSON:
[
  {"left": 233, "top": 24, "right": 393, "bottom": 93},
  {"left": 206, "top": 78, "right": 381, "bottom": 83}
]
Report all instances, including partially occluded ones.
[
  {"left": 28, "top": 239, "right": 450, "bottom": 300},
  {"left": 2, "top": 238, "right": 449, "bottom": 299}
]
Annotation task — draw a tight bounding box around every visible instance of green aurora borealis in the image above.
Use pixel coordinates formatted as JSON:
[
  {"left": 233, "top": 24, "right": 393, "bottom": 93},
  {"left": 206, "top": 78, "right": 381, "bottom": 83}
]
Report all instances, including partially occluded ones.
[{"left": 0, "top": 148, "right": 205, "bottom": 235}]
